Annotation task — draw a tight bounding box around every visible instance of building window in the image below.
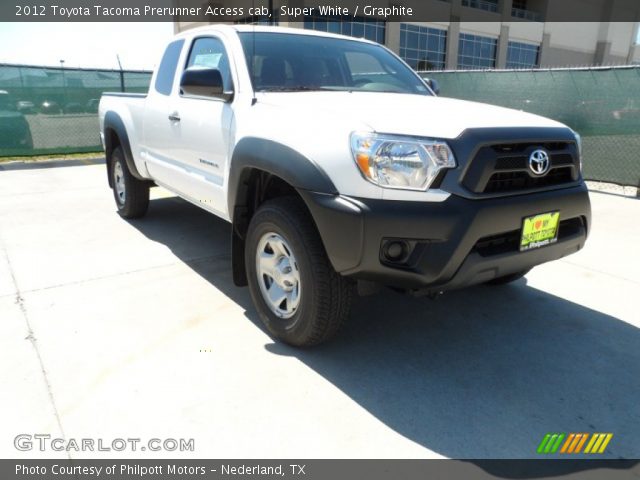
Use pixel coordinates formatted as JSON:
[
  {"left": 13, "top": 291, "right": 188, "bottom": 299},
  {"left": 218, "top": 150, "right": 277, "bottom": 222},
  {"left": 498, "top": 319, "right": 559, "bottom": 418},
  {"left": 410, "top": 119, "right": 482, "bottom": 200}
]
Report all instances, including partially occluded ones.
[
  {"left": 461, "top": 0, "right": 499, "bottom": 13},
  {"left": 511, "top": 0, "right": 543, "bottom": 21},
  {"left": 399, "top": 24, "right": 447, "bottom": 71},
  {"left": 457, "top": 33, "right": 497, "bottom": 69},
  {"left": 303, "top": 15, "right": 385, "bottom": 44},
  {"left": 506, "top": 41, "right": 540, "bottom": 68}
]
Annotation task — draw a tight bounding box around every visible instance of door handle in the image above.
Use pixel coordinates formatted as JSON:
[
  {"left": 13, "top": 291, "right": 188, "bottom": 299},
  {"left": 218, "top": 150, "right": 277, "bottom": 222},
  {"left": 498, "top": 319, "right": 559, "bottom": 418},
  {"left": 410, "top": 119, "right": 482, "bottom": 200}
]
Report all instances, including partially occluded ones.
[{"left": 168, "top": 112, "right": 181, "bottom": 122}]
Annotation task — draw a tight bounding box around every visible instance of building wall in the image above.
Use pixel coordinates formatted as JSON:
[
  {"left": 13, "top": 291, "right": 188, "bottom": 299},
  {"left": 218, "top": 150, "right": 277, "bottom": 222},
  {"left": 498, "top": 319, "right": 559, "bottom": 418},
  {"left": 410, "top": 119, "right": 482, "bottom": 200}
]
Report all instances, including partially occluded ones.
[{"left": 507, "top": 21, "right": 545, "bottom": 44}]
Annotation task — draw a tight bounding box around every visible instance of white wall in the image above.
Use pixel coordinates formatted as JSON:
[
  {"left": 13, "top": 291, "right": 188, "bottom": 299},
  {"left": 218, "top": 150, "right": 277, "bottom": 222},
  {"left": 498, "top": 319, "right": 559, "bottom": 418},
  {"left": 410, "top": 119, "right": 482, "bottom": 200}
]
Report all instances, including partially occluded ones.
[
  {"left": 606, "top": 22, "right": 636, "bottom": 57},
  {"left": 507, "top": 21, "right": 544, "bottom": 44},
  {"left": 458, "top": 22, "right": 501, "bottom": 38},
  {"left": 544, "top": 22, "right": 600, "bottom": 54}
]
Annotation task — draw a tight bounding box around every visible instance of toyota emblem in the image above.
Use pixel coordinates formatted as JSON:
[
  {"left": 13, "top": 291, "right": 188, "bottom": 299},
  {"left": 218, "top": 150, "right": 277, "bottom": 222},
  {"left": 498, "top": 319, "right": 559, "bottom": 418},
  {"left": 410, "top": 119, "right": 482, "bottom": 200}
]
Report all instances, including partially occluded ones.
[{"left": 529, "top": 149, "right": 550, "bottom": 176}]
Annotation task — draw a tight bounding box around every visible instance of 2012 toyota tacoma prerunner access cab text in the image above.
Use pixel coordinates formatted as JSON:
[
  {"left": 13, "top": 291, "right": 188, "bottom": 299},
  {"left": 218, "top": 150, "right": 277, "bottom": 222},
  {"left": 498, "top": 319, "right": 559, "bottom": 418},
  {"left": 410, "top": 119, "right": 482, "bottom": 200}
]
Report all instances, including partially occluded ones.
[{"left": 99, "top": 25, "right": 591, "bottom": 346}]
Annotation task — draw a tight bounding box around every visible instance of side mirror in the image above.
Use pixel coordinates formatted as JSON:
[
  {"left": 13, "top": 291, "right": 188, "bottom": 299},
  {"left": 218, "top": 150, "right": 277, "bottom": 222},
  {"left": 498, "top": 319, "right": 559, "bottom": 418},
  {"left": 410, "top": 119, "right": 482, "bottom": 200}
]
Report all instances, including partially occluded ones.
[
  {"left": 180, "top": 68, "right": 233, "bottom": 101},
  {"left": 425, "top": 78, "right": 440, "bottom": 95}
]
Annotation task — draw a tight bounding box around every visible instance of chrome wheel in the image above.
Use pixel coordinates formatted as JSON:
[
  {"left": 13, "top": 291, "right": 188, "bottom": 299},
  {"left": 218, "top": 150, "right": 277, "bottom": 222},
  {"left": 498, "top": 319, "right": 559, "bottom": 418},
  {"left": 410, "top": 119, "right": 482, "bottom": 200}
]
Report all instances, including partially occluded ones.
[
  {"left": 255, "top": 232, "right": 301, "bottom": 319},
  {"left": 113, "top": 160, "right": 126, "bottom": 205}
]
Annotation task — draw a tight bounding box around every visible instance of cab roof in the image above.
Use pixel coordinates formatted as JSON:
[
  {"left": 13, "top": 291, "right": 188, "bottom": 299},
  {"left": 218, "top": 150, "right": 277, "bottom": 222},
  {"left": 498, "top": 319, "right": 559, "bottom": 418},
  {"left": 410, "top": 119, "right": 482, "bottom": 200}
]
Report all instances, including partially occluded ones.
[{"left": 175, "top": 24, "right": 377, "bottom": 45}]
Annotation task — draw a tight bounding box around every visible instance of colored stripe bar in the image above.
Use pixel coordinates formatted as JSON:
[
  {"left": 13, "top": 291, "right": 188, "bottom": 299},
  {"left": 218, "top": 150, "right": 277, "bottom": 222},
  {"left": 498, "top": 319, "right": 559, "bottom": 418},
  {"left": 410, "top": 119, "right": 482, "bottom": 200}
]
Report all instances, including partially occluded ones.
[
  {"left": 545, "top": 434, "right": 559, "bottom": 454},
  {"left": 598, "top": 434, "right": 613, "bottom": 453},
  {"left": 584, "top": 434, "right": 598, "bottom": 453},
  {"left": 539, "top": 432, "right": 613, "bottom": 455},
  {"left": 574, "top": 433, "right": 589, "bottom": 453},
  {"left": 590, "top": 434, "right": 607, "bottom": 453},
  {"left": 568, "top": 434, "right": 582, "bottom": 453},
  {"left": 560, "top": 434, "right": 575, "bottom": 453},
  {"left": 537, "top": 434, "right": 552, "bottom": 454},
  {"left": 550, "top": 433, "right": 565, "bottom": 453}
]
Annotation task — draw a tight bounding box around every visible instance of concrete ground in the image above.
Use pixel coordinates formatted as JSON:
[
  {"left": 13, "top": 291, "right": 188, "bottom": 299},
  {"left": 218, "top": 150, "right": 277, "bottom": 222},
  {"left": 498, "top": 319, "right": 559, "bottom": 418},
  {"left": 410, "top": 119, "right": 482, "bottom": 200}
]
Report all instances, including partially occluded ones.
[{"left": 1, "top": 160, "right": 639, "bottom": 460}]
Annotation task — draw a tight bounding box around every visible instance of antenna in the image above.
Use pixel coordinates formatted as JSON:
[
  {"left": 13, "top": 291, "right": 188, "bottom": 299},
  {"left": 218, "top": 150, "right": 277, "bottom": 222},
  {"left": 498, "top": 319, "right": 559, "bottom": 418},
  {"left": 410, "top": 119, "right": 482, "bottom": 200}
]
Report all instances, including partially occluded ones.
[{"left": 251, "top": 0, "right": 257, "bottom": 105}]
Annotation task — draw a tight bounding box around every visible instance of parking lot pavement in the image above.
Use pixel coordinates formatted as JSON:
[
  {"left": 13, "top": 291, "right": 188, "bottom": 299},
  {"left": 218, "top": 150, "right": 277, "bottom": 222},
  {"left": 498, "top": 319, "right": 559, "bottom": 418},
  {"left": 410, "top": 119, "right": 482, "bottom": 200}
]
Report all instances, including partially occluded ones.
[{"left": 1, "top": 161, "right": 639, "bottom": 459}]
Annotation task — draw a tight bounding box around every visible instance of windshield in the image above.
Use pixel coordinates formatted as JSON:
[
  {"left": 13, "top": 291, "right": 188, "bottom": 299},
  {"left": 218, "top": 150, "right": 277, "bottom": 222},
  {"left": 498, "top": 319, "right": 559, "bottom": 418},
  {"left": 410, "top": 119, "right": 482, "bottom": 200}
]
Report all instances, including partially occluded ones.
[{"left": 239, "top": 32, "right": 431, "bottom": 95}]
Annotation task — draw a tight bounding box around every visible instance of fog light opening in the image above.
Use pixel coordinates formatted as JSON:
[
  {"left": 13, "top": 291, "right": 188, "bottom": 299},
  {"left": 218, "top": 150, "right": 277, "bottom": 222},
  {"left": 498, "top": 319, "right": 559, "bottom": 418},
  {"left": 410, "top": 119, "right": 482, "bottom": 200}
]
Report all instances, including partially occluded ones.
[{"left": 383, "top": 240, "right": 409, "bottom": 263}]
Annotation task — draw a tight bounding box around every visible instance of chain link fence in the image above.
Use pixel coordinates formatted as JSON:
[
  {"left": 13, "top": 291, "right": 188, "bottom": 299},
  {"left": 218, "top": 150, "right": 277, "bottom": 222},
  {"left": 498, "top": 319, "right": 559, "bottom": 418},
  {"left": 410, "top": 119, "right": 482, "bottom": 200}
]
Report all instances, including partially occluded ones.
[
  {"left": 0, "top": 64, "right": 151, "bottom": 157},
  {"left": 423, "top": 66, "right": 640, "bottom": 188},
  {"left": 1, "top": 63, "right": 638, "bottom": 189}
]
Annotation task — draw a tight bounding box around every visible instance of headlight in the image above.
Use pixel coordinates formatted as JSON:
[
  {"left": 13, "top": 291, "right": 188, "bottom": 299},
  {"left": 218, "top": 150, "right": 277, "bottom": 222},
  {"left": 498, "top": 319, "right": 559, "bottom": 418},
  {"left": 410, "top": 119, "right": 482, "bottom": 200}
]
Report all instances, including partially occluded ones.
[
  {"left": 573, "top": 131, "right": 583, "bottom": 173},
  {"left": 350, "top": 132, "right": 456, "bottom": 191}
]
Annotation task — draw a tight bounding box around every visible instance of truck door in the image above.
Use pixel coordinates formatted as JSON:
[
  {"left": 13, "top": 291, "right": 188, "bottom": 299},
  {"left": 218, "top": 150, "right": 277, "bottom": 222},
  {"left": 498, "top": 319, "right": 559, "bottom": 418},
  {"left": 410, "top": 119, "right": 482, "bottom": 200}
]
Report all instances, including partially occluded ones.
[
  {"left": 142, "top": 39, "right": 190, "bottom": 193},
  {"left": 170, "top": 36, "right": 235, "bottom": 220}
]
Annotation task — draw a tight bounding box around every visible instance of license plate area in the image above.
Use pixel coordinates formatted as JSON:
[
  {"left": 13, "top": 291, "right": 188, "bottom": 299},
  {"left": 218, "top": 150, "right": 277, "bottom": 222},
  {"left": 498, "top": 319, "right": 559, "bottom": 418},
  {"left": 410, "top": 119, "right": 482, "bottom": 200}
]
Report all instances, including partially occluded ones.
[{"left": 520, "top": 211, "right": 560, "bottom": 251}]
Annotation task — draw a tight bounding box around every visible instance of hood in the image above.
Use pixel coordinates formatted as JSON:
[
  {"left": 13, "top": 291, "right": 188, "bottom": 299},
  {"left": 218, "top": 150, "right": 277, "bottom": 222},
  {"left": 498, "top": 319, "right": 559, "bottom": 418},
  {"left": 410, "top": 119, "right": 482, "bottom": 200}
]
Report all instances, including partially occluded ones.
[{"left": 257, "top": 92, "right": 566, "bottom": 139}]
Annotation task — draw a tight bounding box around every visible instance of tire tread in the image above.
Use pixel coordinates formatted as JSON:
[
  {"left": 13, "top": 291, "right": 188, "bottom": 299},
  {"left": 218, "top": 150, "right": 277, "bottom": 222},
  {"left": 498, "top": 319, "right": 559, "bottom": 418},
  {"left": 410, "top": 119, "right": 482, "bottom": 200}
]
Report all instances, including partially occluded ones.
[
  {"left": 110, "top": 146, "right": 149, "bottom": 219},
  {"left": 246, "top": 197, "right": 352, "bottom": 346}
]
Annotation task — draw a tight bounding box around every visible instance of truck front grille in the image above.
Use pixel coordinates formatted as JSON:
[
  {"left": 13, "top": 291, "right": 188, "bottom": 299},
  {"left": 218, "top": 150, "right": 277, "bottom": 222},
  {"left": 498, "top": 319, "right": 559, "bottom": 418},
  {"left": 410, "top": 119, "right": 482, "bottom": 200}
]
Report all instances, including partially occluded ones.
[
  {"left": 484, "top": 167, "right": 574, "bottom": 194},
  {"left": 462, "top": 142, "right": 580, "bottom": 195}
]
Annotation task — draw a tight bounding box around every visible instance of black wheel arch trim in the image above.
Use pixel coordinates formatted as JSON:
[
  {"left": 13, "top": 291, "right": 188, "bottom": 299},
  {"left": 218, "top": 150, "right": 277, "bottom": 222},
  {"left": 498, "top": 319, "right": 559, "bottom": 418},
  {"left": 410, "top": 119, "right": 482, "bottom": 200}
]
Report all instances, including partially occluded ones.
[
  {"left": 103, "top": 111, "right": 146, "bottom": 185},
  {"left": 228, "top": 137, "right": 338, "bottom": 287},
  {"left": 227, "top": 137, "right": 337, "bottom": 218}
]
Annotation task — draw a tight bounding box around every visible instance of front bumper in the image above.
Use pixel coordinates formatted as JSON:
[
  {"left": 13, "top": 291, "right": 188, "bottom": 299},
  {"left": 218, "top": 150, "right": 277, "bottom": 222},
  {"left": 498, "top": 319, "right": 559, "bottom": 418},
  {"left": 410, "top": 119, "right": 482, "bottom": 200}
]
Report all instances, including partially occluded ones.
[{"left": 300, "top": 184, "right": 591, "bottom": 292}]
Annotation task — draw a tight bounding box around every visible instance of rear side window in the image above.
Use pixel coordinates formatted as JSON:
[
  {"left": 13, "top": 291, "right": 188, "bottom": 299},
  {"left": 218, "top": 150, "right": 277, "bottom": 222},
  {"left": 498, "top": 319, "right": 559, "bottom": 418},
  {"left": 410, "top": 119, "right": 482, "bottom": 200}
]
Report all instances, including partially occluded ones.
[{"left": 155, "top": 39, "right": 185, "bottom": 96}]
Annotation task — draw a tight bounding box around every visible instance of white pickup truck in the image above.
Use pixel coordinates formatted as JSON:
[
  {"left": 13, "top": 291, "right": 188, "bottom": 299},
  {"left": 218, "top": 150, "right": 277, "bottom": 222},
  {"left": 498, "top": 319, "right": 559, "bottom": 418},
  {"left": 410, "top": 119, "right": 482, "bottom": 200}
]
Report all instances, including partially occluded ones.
[{"left": 99, "top": 25, "right": 590, "bottom": 346}]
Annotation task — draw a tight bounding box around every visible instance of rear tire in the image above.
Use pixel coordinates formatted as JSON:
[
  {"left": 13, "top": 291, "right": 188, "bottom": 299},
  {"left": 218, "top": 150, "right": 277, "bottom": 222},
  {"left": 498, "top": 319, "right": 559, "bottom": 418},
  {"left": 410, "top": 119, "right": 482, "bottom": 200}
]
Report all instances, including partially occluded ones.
[
  {"left": 486, "top": 269, "right": 531, "bottom": 285},
  {"left": 245, "top": 197, "right": 352, "bottom": 347},
  {"left": 109, "top": 146, "right": 149, "bottom": 219}
]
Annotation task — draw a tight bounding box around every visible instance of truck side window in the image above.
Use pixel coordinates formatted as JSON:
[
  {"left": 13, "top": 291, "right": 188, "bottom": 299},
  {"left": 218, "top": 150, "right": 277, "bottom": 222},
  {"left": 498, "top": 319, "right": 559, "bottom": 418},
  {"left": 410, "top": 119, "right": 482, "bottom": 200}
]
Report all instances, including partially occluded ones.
[
  {"left": 154, "top": 39, "right": 185, "bottom": 96},
  {"left": 185, "top": 37, "right": 233, "bottom": 91}
]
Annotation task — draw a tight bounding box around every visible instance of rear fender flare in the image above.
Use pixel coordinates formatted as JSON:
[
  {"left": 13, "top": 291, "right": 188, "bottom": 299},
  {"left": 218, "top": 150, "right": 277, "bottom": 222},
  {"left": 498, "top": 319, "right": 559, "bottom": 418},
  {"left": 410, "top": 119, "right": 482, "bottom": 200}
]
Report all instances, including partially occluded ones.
[{"left": 103, "top": 111, "right": 145, "bottom": 185}]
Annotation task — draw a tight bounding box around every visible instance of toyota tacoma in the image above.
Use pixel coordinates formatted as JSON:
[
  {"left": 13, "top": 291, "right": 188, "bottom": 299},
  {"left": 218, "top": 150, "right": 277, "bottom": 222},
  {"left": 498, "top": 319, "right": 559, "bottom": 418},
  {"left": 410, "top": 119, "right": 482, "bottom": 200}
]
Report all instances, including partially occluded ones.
[{"left": 99, "top": 26, "right": 591, "bottom": 346}]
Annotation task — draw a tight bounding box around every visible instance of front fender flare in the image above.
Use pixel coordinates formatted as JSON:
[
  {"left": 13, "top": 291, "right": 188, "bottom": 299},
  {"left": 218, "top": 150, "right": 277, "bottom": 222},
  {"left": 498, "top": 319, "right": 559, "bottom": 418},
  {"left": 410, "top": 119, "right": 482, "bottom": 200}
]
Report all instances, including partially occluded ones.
[
  {"left": 227, "top": 137, "right": 337, "bottom": 217},
  {"left": 227, "top": 137, "right": 340, "bottom": 286}
]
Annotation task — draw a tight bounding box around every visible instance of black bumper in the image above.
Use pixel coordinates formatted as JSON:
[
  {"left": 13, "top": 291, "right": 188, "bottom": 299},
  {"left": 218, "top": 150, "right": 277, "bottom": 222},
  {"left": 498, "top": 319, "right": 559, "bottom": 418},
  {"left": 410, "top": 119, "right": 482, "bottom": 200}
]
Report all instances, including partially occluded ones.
[{"left": 300, "top": 184, "right": 591, "bottom": 292}]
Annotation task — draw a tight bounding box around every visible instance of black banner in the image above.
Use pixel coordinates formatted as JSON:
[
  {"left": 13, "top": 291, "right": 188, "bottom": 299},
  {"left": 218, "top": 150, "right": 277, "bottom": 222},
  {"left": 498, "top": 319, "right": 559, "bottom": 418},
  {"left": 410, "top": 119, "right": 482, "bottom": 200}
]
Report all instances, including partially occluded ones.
[
  {"left": 3, "top": 0, "right": 640, "bottom": 22},
  {"left": 3, "top": 459, "right": 640, "bottom": 480}
]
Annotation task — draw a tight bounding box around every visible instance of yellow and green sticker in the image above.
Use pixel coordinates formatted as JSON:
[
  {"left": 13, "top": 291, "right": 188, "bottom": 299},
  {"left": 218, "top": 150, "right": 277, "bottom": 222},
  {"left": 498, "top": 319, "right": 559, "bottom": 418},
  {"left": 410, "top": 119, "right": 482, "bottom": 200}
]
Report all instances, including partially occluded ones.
[{"left": 521, "top": 212, "right": 560, "bottom": 251}]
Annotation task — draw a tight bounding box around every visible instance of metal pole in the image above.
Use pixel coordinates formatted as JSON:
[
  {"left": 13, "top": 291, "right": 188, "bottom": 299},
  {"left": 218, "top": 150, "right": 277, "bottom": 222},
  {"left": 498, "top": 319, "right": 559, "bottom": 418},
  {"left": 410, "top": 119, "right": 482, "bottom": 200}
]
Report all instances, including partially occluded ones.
[
  {"left": 59, "top": 60, "right": 67, "bottom": 110},
  {"left": 117, "top": 54, "right": 125, "bottom": 92},
  {"left": 18, "top": 66, "right": 24, "bottom": 88}
]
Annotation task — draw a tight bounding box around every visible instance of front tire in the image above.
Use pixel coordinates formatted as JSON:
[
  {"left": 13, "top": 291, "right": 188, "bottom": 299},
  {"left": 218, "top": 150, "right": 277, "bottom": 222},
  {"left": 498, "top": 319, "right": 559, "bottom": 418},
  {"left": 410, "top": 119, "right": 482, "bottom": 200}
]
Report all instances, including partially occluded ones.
[
  {"left": 109, "top": 146, "right": 149, "bottom": 219},
  {"left": 245, "top": 197, "right": 352, "bottom": 347}
]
